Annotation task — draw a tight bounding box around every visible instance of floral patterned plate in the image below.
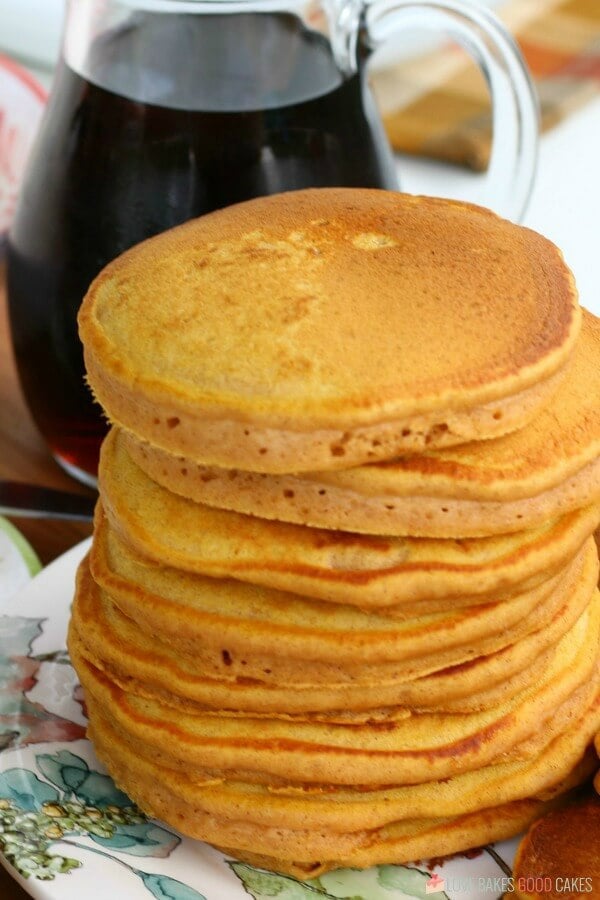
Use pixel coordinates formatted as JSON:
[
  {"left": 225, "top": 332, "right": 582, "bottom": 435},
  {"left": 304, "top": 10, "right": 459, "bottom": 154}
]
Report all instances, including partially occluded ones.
[{"left": 0, "top": 538, "right": 521, "bottom": 900}]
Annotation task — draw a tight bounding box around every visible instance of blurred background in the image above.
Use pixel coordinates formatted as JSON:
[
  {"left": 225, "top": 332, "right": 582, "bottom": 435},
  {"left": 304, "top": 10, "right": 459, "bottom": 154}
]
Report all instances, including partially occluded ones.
[
  {"left": 0, "top": 0, "right": 64, "bottom": 85},
  {"left": 0, "top": 0, "right": 506, "bottom": 85}
]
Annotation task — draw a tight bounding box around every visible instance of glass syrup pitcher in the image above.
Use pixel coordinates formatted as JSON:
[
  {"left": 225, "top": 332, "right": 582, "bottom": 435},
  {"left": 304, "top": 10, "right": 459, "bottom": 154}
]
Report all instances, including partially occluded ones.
[{"left": 7, "top": 0, "right": 538, "bottom": 485}]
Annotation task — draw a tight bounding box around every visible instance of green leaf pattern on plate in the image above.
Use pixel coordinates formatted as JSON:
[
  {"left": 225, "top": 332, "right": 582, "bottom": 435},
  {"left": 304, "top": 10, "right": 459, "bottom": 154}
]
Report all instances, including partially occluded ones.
[
  {"left": 0, "top": 749, "right": 189, "bottom": 896},
  {"left": 231, "top": 863, "right": 333, "bottom": 898},
  {"left": 316, "top": 865, "right": 450, "bottom": 899},
  {"left": 92, "top": 821, "right": 180, "bottom": 857},
  {"left": 230, "top": 862, "right": 451, "bottom": 900},
  {"left": 37, "top": 749, "right": 130, "bottom": 805},
  {"left": 0, "top": 768, "right": 60, "bottom": 811},
  {"left": 139, "top": 872, "right": 207, "bottom": 899}
]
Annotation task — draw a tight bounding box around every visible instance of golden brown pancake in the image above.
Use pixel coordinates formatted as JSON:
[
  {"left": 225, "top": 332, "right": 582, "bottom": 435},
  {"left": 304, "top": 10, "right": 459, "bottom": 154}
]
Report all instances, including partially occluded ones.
[
  {"left": 71, "top": 618, "right": 556, "bottom": 716},
  {"left": 69, "top": 591, "right": 600, "bottom": 787},
  {"left": 124, "top": 312, "right": 600, "bottom": 538},
  {"left": 86, "top": 694, "right": 599, "bottom": 844},
  {"left": 78, "top": 189, "right": 579, "bottom": 473},
  {"left": 88, "top": 517, "right": 596, "bottom": 669},
  {"left": 75, "top": 533, "right": 588, "bottom": 715},
  {"left": 74, "top": 539, "right": 596, "bottom": 713},
  {"left": 98, "top": 431, "right": 600, "bottom": 610},
  {"left": 213, "top": 791, "right": 587, "bottom": 879},
  {"left": 512, "top": 795, "right": 600, "bottom": 898},
  {"left": 74, "top": 629, "right": 598, "bottom": 768},
  {"left": 215, "top": 781, "right": 593, "bottom": 878},
  {"left": 92, "top": 729, "right": 593, "bottom": 876},
  {"left": 83, "top": 688, "right": 597, "bottom": 874},
  {"left": 81, "top": 669, "right": 591, "bottom": 790}
]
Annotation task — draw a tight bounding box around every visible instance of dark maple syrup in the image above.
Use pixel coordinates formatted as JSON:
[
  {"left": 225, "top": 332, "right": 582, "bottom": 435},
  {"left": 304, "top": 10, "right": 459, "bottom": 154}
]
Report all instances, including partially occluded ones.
[{"left": 8, "top": 11, "right": 398, "bottom": 479}]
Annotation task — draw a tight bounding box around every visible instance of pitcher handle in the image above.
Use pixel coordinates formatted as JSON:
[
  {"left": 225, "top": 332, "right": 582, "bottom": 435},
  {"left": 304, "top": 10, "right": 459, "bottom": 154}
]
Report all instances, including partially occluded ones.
[{"left": 344, "top": 0, "right": 540, "bottom": 222}]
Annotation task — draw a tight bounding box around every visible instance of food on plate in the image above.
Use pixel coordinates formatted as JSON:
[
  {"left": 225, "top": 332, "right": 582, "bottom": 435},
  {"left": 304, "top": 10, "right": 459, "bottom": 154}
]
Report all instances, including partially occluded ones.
[
  {"left": 71, "top": 188, "right": 600, "bottom": 876},
  {"left": 78, "top": 189, "right": 579, "bottom": 473},
  {"left": 511, "top": 795, "right": 600, "bottom": 898}
]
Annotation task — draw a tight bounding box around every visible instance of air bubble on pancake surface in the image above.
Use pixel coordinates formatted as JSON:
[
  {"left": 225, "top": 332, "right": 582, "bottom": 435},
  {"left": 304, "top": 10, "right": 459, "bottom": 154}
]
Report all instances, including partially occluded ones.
[{"left": 352, "top": 233, "right": 397, "bottom": 250}]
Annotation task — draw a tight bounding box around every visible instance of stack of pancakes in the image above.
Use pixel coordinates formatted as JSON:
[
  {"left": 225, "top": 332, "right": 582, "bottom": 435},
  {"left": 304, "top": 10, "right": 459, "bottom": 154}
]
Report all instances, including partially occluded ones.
[{"left": 70, "top": 189, "right": 600, "bottom": 877}]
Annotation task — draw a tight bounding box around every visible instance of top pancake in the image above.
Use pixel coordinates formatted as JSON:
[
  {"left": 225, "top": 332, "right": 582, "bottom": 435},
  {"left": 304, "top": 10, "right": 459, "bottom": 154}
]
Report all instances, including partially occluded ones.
[{"left": 79, "top": 189, "right": 580, "bottom": 473}]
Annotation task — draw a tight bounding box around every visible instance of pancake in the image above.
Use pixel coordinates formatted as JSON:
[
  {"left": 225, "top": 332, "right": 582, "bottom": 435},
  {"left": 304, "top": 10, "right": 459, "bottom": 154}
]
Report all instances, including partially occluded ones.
[
  {"left": 216, "top": 776, "right": 594, "bottom": 878},
  {"left": 69, "top": 592, "right": 600, "bottom": 787},
  {"left": 70, "top": 612, "right": 556, "bottom": 715},
  {"left": 82, "top": 668, "right": 596, "bottom": 793},
  {"left": 123, "top": 311, "right": 600, "bottom": 538},
  {"left": 80, "top": 635, "right": 598, "bottom": 785},
  {"left": 86, "top": 690, "right": 599, "bottom": 839},
  {"left": 78, "top": 189, "right": 580, "bottom": 473},
  {"left": 512, "top": 795, "right": 600, "bottom": 899},
  {"left": 87, "top": 704, "right": 594, "bottom": 874},
  {"left": 89, "top": 516, "right": 596, "bottom": 668},
  {"left": 69, "top": 623, "right": 593, "bottom": 744},
  {"left": 74, "top": 540, "right": 596, "bottom": 712},
  {"left": 127, "top": 441, "right": 600, "bottom": 540},
  {"left": 99, "top": 431, "right": 600, "bottom": 610},
  {"left": 69, "top": 579, "right": 582, "bottom": 715}
]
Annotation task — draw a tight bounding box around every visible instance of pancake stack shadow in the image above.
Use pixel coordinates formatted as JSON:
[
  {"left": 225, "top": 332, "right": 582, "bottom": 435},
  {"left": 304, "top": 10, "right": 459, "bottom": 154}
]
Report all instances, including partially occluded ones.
[{"left": 70, "top": 189, "right": 600, "bottom": 877}]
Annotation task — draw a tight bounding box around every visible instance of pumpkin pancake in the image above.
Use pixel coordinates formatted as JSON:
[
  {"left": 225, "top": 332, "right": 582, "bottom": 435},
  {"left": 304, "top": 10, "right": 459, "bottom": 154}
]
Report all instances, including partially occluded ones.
[
  {"left": 212, "top": 759, "right": 589, "bottom": 884},
  {"left": 73, "top": 613, "right": 598, "bottom": 748},
  {"left": 78, "top": 189, "right": 579, "bottom": 473},
  {"left": 215, "top": 780, "right": 593, "bottom": 878},
  {"left": 86, "top": 691, "right": 599, "bottom": 843},
  {"left": 88, "top": 517, "right": 595, "bottom": 668},
  {"left": 87, "top": 708, "right": 595, "bottom": 875},
  {"left": 70, "top": 614, "right": 556, "bottom": 716},
  {"left": 80, "top": 668, "right": 597, "bottom": 789},
  {"left": 98, "top": 431, "right": 600, "bottom": 610},
  {"left": 79, "top": 644, "right": 599, "bottom": 794},
  {"left": 68, "top": 591, "right": 600, "bottom": 787},
  {"left": 512, "top": 795, "right": 600, "bottom": 899},
  {"left": 74, "top": 540, "right": 596, "bottom": 712},
  {"left": 125, "top": 313, "right": 600, "bottom": 538}
]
